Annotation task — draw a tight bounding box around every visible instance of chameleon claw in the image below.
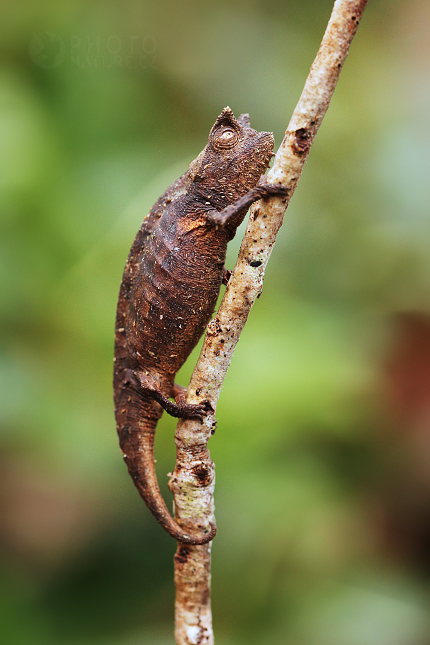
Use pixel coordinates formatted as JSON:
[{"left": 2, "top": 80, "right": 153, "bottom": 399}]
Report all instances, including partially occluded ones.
[{"left": 177, "top": 400, "right": 213, "bottom": 420}]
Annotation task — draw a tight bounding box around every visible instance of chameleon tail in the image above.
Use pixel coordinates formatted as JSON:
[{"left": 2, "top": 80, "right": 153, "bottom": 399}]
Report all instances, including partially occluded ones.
[{"left": 117, "top": 406, "right": 216, "bottom": 545}]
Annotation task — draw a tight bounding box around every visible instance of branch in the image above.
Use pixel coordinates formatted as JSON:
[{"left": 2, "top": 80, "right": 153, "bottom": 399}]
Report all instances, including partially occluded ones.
[{"left": 170, "top": 1, "right": 368, "bottom": 643}]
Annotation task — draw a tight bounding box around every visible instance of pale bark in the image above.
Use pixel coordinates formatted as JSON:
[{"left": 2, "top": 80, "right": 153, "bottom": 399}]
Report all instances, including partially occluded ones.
[{"left": 170, "top": 1, "right": 369, "bottom": 643}]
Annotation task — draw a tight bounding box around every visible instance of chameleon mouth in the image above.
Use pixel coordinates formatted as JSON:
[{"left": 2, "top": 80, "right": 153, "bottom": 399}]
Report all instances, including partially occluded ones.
[{"left": 253, "top": 130, "right": 275, "bottom": 166}]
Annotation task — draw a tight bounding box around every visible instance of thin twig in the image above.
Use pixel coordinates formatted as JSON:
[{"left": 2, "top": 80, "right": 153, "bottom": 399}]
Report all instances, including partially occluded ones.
[{"left": 170, "top": 1, "right": 368, "bottom": 643}]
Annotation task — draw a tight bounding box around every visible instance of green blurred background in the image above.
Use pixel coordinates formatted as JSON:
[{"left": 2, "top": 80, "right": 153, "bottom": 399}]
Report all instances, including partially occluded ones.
[{"left": 1, "top": 0, "right": 430, "bottom": 643}]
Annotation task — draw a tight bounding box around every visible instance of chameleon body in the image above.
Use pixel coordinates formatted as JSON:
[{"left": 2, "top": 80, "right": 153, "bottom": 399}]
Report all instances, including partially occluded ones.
[{"left": 114, "top": 107, "right": 286, "bottom": 544}]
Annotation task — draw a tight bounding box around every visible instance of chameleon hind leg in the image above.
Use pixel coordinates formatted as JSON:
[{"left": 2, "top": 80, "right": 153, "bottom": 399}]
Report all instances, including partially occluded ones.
[{"left": 124, "top": 369, "right": 212, "bottom": 419}]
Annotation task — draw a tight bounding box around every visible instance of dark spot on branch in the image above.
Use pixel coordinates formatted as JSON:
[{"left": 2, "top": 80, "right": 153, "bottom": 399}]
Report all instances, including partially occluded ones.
[
  {"left": 202, "top": 400, "right": 214, "bottom": 413},
  {"left": 249, "top": 259, "right": 262, "bottom": 267},
  {"left": 192, "top": 463, "right": 212, "bottom": 485},
  {"left": 292, "top": 127, "right": 311, "bottom": 155},
  {"left": 174, "top": 546, "right": 191, "bottom": 565},
  {"left": 207, "top": 318, "right": 222, "bottom": 337}
]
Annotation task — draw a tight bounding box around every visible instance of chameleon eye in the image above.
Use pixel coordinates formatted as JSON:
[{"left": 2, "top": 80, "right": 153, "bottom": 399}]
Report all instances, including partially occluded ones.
[{"left": 212, "top": 126, "right": 239, "bottom": 149}]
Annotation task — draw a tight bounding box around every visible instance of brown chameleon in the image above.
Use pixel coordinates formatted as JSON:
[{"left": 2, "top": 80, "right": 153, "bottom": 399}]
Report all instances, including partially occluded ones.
[{"left": 113, "top": 107, "right": 287, "bottom": 544}]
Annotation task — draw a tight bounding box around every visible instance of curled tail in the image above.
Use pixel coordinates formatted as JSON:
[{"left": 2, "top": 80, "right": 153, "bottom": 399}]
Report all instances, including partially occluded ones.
[{"left": 115, "top": 383, "right": 216, "bottom": 545}]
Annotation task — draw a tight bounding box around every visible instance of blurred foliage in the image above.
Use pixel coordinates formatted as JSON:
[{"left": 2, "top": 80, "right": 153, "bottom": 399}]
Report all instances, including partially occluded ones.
[{"left": 1, "top": 0, "right": 430, "bottom": 643}]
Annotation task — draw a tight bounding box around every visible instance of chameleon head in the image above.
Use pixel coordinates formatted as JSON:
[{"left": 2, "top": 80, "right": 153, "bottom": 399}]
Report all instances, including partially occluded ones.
[{"left": 192, "top": 106, "right": 275, "bottom": 207}]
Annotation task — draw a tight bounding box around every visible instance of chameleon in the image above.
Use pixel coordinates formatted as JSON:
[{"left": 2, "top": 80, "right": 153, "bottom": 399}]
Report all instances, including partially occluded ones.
[{"left": 113, "top": 107, "right": 287, "bottom": 544}]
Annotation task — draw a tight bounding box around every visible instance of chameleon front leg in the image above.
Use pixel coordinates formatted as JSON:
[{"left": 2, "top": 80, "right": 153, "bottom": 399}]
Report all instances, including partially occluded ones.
[{"left": 206, "top": 181, "right": 289, "bottom": 228}]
